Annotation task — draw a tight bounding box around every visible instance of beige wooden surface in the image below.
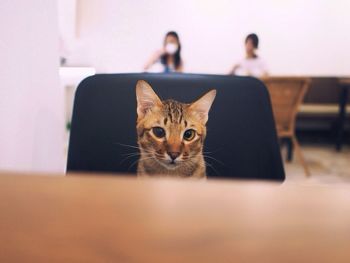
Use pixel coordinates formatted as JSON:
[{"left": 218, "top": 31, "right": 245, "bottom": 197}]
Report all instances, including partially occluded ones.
[{"left": 1, "top": 172, "right": 350, "bottom": 262}]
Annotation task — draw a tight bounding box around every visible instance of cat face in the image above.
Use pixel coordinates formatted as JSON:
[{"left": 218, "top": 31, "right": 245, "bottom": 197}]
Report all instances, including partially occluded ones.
[{"left": 136, "top": 80, "right": 216, "bottom": 169}]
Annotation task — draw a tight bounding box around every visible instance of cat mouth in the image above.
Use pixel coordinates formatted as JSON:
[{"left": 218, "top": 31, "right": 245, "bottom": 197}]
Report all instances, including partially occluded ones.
[
  {"left": 155, "top": 157, "right": 180, "bottom": 169},
  {"left": 165, "top": 159, "right": 179, "bottom": 167},
  {"left": 165, "top": 161, "right": 179, "bottom": 170}
]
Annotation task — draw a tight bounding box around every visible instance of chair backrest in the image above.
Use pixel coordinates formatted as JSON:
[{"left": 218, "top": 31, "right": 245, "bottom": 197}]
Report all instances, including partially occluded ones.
[
  {"left": 262, "top": 77, "right": 310, "bottom": 135},
  {"left": 67, "top": 73, "right": 285, "bottom": 181}
]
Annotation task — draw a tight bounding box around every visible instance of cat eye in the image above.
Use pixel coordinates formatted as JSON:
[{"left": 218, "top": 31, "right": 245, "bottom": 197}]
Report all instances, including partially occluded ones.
[
  {"left": 152, "top": 127, "right": 166, "bottom": 138},
  {"left": 183, "top": 129, "right": 196, "bottom": 141}
]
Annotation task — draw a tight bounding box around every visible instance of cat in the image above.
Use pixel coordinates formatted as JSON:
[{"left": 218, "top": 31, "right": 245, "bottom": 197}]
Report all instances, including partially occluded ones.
[{"left": 135, "top": 80, "right": 216, "bottom": 178}]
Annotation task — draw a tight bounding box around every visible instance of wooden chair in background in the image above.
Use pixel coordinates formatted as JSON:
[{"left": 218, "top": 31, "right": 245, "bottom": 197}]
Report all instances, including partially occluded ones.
[{"left": 262, "top": 77, "right": 311, "bottom": 176}]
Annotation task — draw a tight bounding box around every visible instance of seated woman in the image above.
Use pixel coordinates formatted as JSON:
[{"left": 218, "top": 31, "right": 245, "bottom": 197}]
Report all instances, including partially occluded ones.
[
  {"left": 144, "top": 31, "right": 183, "bottom": 73},
  {"left": 229, "top": 33, "right": 268, "bottom": 77}
]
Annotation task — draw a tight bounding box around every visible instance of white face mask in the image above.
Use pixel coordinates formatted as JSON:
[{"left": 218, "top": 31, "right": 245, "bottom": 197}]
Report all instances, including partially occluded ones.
[{"left": 165, "top": 43, "right": 178, "bottom": 55}]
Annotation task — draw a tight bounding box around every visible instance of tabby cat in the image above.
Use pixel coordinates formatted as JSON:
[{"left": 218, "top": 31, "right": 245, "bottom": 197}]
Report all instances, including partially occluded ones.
[{"left": 135, "top": 80, "right": 216, "bottom": 178}]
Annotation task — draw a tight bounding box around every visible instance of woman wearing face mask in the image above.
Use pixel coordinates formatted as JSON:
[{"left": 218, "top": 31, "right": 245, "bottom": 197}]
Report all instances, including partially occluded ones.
[
  {"left": 144, "top": 31, "right": 183, "bottom": 73},
  {"left": 229, "top": 33, "right": 268, "bottom": 77}
]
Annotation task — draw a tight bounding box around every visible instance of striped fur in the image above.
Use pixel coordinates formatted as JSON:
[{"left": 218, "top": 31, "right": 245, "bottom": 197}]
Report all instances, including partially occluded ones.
[{"left": 135, "top": 80, "right": 216, "bottom": 179}]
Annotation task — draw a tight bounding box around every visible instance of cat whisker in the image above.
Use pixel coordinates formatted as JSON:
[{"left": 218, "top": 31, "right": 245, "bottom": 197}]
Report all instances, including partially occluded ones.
[
  {"left": 203, "top": 160, "right": 220, "bottom": 176},
  {"left": 119, "top": 149, "right": 154, "bottom": 166},
  {"left": 128, "top": 156, "right": 154, "bottom": 171},
  {"left": 203, "top": 147, "right": 222, "bottom": 155},
  {"left": 202, "top": 155, "right": 225, "bottom": 166},
  {"left": 186, "top": 156, "right": 220, "bottom": 176},
  {"left": 121, "top": 152, "right": 140, "bottom": 157},
  {"left": 119, "top": 153, "right": 141, "bottom": 165},
  {"left": 128, "top": 159, "right": 140, "bottom": 171},
  {"left": 113, "top": 142, "right": 140, "bottom": 150}
]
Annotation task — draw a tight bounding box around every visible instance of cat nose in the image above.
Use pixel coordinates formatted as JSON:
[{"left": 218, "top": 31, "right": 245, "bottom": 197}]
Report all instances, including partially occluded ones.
[{"left": 168, "top": 152, "right": 180, "bottom": 161}]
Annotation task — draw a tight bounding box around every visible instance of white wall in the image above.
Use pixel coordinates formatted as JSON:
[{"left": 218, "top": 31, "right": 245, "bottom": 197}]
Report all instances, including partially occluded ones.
[
  {"left": 68, "top": 0, "right": 350, "bottom": 76},
  {"left": 0, "top": 1, "right": 64, "bottom": 173}
]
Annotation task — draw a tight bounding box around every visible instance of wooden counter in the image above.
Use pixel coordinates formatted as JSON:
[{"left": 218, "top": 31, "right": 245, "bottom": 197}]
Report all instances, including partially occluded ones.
[{"left": 1, "top": 172, "right": 350, "bottom": 262}]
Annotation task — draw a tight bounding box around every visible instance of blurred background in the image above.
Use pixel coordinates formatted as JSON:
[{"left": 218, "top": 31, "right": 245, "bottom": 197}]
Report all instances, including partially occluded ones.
[
  {"left": 58, "top": 0, "right": 350, "bottom": 75},
  {"left": 0, "top": 0, "right": 349, "bottom": 181}
]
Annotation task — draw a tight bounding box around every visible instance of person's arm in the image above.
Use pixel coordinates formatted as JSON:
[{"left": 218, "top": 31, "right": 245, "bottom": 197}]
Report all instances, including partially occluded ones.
[
  {"left": 260, "top": 60, "right": 269, "bottom": 77},
  {"left": 229, "top": 64, "right": 240, "bottom": 75},
  {"left": 261, "top": 71, "right": 268, "bottom": 77},
  {"left": 143, "top": 49, "right": 165, "bottom": 71}
]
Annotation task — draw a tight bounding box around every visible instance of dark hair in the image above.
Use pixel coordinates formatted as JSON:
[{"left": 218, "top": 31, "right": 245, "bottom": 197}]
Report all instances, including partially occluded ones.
[
  {"left": 245, "top": 33, "right": 259, "bottom": 49},
  {"left": 161, "top": 31, "right": 182, "bottom": 70}
]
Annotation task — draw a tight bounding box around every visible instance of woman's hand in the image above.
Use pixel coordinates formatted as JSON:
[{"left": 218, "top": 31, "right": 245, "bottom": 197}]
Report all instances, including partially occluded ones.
[
  {"left": 229, "top": 64, "right": 240, "bottom": 75},
  {"left": 143, "top": 48, "right": 166, "bottom": 71}
]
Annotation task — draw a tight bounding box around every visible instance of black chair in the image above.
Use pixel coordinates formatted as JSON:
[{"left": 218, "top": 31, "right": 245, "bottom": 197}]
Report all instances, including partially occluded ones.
[{"left": 67, "top": 73, "right": 285, "bottom": 181}]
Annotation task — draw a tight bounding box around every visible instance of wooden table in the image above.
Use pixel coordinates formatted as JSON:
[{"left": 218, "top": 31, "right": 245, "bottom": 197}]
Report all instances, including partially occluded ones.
[{"left": 1, "top": 173, "right": 350, "bottom": 262}]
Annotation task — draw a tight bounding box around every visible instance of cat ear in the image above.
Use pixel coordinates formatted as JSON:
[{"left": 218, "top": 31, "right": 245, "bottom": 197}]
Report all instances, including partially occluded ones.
[
  {"left": 136, "top": 80, "right": 162, "bottom": 118},
  {"left": 189, "top": 89, "right": 216, "bottom": 124}
]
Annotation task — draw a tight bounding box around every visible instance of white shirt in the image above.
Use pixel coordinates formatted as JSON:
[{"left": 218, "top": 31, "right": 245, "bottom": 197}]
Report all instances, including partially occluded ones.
[{"left": 235, "top": 57, "right": 268, "bottom": 77}]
